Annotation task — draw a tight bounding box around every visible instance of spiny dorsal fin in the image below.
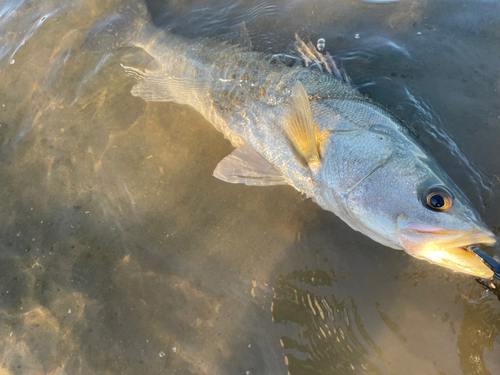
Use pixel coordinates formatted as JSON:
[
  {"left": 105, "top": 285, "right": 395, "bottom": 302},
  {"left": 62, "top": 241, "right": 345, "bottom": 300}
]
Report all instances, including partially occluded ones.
[
  {"left": 294, "top": 35, "right": 351, "bottom": 84},
  {"left": 284, "top": 81, "right": 321, "bottom": 170}
]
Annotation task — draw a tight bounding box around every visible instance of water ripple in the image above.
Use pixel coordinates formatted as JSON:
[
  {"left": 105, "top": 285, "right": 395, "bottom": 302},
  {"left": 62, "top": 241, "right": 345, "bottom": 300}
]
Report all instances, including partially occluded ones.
[
  {"left": 272, "top": 269, "right": 385, "bottom": 374},
  {"left": 162, "top": 0, "right": 291, "bottom": 38},
  {"left": 245, "top": 0, "right": 281, "bottom": 21},
  {"left": 0, "top": 0, "right": 66, "bottom": 64},
  {"left": 404, "top": 87, "right": 493, "bottom": 203}
]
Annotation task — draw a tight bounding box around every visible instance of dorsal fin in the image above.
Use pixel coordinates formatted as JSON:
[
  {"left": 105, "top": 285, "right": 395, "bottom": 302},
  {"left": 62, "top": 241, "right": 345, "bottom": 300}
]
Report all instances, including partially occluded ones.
[
  {"left": 284, "top": 81, "right": 321, "bottom": 171},
  {"left": 294, "top": 35, "right": 351, "bottom": 84}
]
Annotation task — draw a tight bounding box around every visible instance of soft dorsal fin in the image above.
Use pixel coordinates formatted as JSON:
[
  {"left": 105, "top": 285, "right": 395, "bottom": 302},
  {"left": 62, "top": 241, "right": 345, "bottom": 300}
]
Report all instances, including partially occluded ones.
[
  {"left": 284, "top": 81, "right": 321, "bottom": 170},
  {"left": 213, "top": 144, "right": 287, "bottom": 186}
]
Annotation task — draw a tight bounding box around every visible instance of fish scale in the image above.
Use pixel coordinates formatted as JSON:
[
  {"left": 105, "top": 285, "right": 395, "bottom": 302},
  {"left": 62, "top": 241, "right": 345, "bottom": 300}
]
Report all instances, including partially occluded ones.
[{"left": 84, "top": 1, "right": 497, "bottom": 279}]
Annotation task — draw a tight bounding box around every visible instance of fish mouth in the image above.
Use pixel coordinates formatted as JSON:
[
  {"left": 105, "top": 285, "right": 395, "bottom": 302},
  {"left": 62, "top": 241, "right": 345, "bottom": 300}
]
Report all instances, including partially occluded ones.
[{"left": 398, "top": 221, "right": 497, "bottom": 278}]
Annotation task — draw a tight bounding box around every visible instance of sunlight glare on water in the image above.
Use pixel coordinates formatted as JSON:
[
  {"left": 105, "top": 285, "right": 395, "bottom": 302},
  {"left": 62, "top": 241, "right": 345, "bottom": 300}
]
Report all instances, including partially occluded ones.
[{"left": 0, "top": 0, "right": 499, "bottom": 374}]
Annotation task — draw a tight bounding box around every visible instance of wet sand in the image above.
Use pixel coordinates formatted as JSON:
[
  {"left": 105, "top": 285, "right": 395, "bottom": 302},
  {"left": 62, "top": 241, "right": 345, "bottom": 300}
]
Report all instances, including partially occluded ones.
[{"left": 0, "top": 0, "right": 499, "bottom": 374}]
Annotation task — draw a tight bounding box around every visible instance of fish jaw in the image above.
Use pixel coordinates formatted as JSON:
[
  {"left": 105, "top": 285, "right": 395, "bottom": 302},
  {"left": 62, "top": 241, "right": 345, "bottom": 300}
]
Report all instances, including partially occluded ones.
[{"left": 397, "top": 217, "right": 497, "bottom": 278}]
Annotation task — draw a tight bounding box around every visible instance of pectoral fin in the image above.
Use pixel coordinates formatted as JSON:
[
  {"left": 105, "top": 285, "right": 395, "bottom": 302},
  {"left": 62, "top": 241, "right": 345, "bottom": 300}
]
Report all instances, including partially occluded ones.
[
  {"left": 284, "top": 81, "right": 321, "bottom": 169},
  {"left": 213, "top": 144, "right": 287, "bottom": 186}
]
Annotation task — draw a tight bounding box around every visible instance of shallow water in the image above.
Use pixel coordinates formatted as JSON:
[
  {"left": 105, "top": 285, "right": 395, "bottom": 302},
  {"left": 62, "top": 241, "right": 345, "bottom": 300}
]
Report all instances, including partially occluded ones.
[{"left": 0, "top": 0, "right": 500, "bottom": 374}]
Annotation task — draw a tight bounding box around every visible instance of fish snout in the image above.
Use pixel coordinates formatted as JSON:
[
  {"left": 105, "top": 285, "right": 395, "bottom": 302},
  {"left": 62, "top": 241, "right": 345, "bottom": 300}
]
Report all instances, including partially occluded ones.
[{"left": 396, "top": 215, "right": 497, "bottom": 278}]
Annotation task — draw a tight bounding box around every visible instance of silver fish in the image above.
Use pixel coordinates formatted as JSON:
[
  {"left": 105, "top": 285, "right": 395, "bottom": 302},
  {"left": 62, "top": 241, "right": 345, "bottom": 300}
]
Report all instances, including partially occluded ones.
[{"left": 85, "top": 2, "right": 496, "bottom": 278}]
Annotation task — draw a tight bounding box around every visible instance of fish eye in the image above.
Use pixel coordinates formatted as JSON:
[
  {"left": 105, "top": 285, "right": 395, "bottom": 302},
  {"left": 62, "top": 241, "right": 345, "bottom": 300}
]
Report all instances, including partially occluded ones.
[{"left": 422, "top": 187, "right": 453, "bottom": 211}]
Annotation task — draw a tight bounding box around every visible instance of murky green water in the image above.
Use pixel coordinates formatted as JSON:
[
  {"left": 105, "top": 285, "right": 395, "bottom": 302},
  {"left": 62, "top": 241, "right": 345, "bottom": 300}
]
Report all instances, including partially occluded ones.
[{"left": 0, "top": 0, "right": 500, "bottom": 374}]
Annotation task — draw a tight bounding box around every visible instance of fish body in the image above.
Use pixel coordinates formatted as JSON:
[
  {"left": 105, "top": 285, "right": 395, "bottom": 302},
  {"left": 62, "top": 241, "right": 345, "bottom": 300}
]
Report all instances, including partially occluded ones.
[{"left": 85, "top": 2, "right": 496, "bottom": 278}]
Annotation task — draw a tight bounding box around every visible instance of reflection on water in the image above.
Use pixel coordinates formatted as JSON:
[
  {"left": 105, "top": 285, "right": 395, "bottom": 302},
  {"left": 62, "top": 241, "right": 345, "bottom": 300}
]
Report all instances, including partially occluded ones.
[
  {"left": 456, "top": 287, "right": 500, "bottom": 375},
  {"left": 272, "top": 269, "right": 384, "bottom": 374},
  {"left": 0, "top": 0, "right": 500, "bottom": 374}
]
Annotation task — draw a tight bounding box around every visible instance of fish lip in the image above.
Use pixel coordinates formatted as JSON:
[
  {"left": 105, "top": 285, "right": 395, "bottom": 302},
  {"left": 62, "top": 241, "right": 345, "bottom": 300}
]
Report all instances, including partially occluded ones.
[
  {"left": 403, "top": 221, "right": 451, "bottom": 234},
  {"left": 397, "top": 219, "right": 497, "bottom": 278},
  {"left": 397, "top": 215, "right": 497, "bottom": 242},
  {"left": 398, "top": 221, "right": 497, "bottom": 250}
]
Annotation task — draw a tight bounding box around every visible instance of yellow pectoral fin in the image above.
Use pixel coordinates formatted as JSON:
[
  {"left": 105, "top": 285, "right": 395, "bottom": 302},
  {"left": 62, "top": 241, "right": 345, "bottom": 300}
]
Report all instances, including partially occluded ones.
[{"left": 284, "top": 81, "right": 321, "bottom": 169}]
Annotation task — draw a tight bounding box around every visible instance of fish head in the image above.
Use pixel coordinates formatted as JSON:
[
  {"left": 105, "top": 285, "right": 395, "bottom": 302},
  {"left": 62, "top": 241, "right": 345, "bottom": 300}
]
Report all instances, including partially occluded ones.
[
  {"left": 394, "top": 180, "right": 497, "bottom": 278},
  {"left": 312, "top": 102, "right": 496, "bottom": 278}
]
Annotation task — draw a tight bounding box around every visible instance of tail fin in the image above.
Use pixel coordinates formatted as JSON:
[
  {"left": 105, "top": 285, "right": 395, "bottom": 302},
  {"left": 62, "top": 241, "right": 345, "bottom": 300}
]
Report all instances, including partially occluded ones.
[{"left": 81, "top": 1, "right": 150, "bottom": 51}]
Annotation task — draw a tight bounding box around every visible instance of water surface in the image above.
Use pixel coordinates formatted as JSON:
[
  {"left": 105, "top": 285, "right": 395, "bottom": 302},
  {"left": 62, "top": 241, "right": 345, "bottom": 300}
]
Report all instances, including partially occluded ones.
[{"left": 0, "top": 0, "right": 500, "bottom": 374}]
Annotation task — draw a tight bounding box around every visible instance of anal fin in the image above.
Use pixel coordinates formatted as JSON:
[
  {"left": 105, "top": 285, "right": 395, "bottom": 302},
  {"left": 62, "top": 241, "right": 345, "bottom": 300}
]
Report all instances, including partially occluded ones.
[
  {"left": 122, "top": 65, "right": 208, "bottom": 105},
  {"left": 213, "top": 144, "right": 287, "bottom": 186}
]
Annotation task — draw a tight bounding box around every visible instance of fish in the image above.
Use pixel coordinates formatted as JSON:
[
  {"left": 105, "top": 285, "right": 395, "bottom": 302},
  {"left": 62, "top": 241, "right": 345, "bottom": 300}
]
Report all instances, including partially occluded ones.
[{"left": 84, "top": 2, "right": 497, "bottom": 279}]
